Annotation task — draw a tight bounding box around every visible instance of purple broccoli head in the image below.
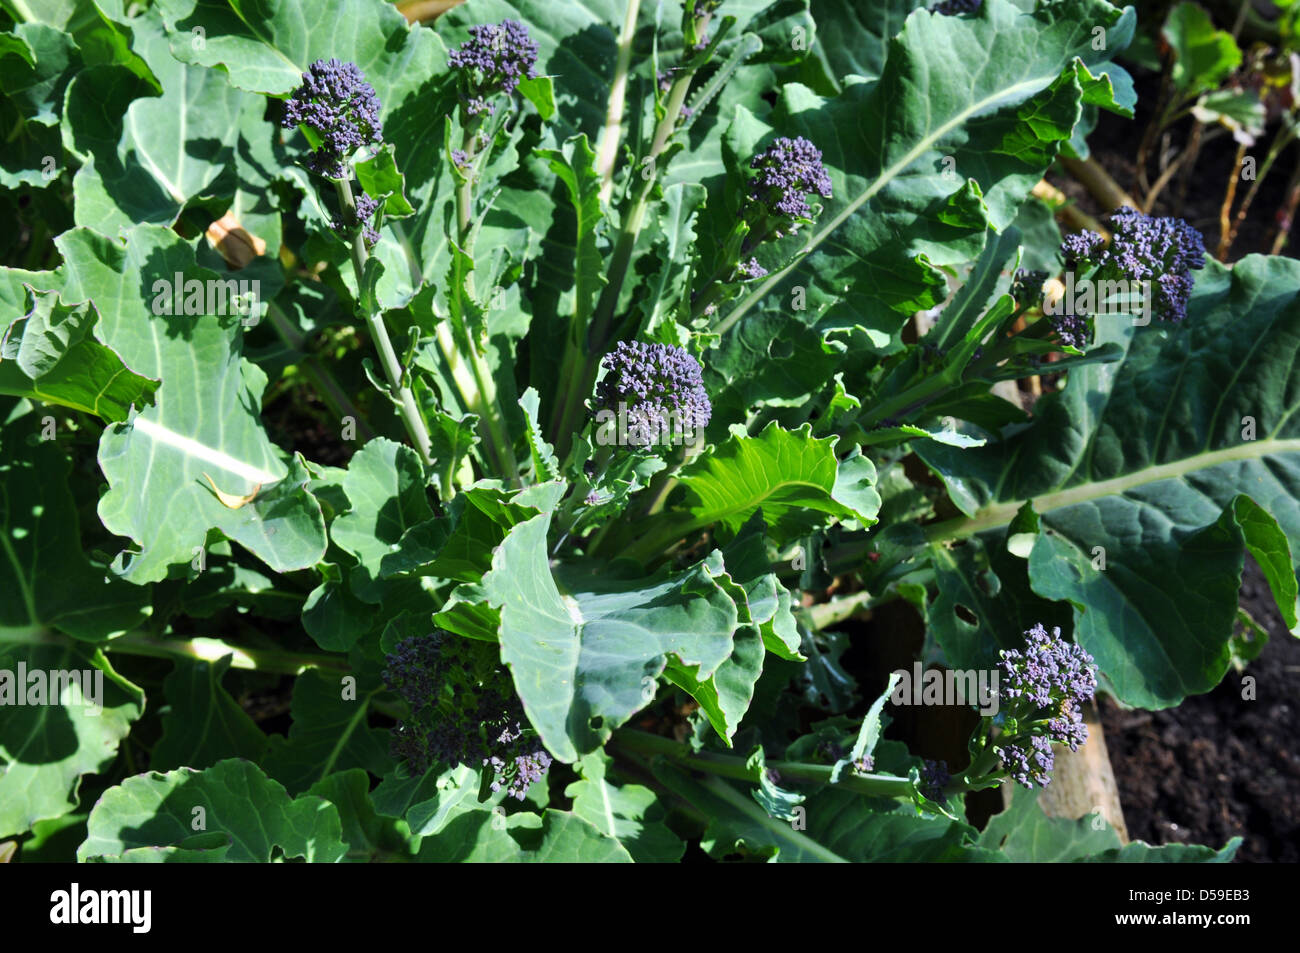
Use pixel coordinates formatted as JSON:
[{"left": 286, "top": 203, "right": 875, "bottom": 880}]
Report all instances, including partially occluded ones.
[
  {"left": 595, "top": 340, "right": 712, "bottom": 447},
  {"left": 382, "top": 631, "right": 551, "bottom": 800},
  {"left": 282, "top": 58, "right": 383, "bottom": 179},
  {"left": 448, "top": 20, "right": 540, "bottom": 116},
  {"left": 1059, "top": 209, "right": 1206, "bottom": 323},
  {"left": 918, "top": 758, "right": 951, "bottom": 801},
  {"left": 990, "top": 624, "right": 1098, "bottom": 789},
  {"left": 995, "top": 735, "right": 1055, "bottom": 788},
  {"left": 1104, "top": 206, "right": 1206, "bottom": 323},
  {"left": 998, "top": 623, "right": 1097, "bottom": 712},
  {"left": 747, "top": 136, "right": 833, "bottom": 226}
]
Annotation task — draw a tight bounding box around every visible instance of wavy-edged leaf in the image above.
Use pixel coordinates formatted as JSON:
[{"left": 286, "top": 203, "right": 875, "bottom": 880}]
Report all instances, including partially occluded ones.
[
  {"left": 150, "top": 655, "right": 268, "bottom": 772},
  {"left": 0, "top": 642, "right": 143, "bottom": 838},
  {"left": 0, "top": 407, "right": 149, "bottom": 641},
  {"left": 621, "top": 423, "right": 881, "bottom": 560},
  {"left": 78, "top": 758, "right": 347, "bottom": 862},
  {"left": 45, "top": 225, "right": 326, "bottom": 583},
  {"left": 482, "top": 513, "right": 740, "bottom": 763},
  {"left": 0, "top": 287, "right": 158, "bottom": 422}
]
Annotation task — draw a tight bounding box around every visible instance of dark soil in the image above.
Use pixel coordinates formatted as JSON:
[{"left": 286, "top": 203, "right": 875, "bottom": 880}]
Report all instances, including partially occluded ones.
[{"left": 1100, "top": 559, "right": 1300, "bottom": 862}]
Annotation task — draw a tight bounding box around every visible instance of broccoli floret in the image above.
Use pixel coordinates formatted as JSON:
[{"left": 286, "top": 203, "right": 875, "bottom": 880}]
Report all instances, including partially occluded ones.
[
  {"left": 382, "top": 631, "right": 552, "bottom": 800},
  {"left": 992, "top": 623, "right": 1098, "bottom": 789},
  {"left": 595, "top": 340, "right": 713, "bottom": 448},
  {"left": 281, "top": 58, "right": 383, "bottom": 180},
  {"left": 747, "top": 136, "right": 833, "bottom": 230},
  {"left": 448, "top": 20, "right": 540, "bottom": 116}
]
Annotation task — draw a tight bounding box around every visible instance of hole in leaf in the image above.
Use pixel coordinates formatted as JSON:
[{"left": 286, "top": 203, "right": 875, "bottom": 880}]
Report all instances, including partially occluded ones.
[{"left": 955, "top": 604, "right": 978, "bottom": 626}]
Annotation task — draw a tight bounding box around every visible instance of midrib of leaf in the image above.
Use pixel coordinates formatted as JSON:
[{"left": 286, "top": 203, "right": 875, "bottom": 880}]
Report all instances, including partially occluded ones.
[
  {"left": 0, "top": 484, "right": 37, "bottom": 624},
  {"left": 926, "top": 437, "right": 1300, "bottom": 541},
  {"left": 719, "top": 64, "right": 1073, "bottom": 333},
  {"left": 127, "top": 104, "right": 186, "bottom": 205},
  {"left": 701, "top": 774, "right": 846, "bottom": 863},
  {"left": 598, "top": 777, "right": 617, "bottom": 840},
  {"left": 316, "top": 688, "right": 378, "bottom": 783},
  {"left": 227, "top": 0, "right": 303, "bottom": 80}
]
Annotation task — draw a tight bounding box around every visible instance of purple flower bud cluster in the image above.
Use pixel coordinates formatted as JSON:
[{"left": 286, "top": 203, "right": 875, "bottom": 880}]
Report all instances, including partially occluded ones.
[
  {"left": 930, "top": 0, "right": 982, "bottom": 15},
  {"left": 1060, "top": 230, "right": 1105, "bottom": 268},
  {"left": 448, "top": 20, "right": 539, "bottom": 117},
  {"left": 1059, "top": 209, "right": 1206, "bottom": 323},
  {"left": 333, "top": 190, "right": 381, "bottom": 247},
  {"left": 1051, "top": 312, "right": 1089, "bottom": 349},
  {"left": 282, "top": 59, "right": 383, "bottom": 179},
  {"left": 382, "top": 631, "right": 552, "bottom": 800},
  {"left": 484, "top": 722, "right": 554, "bottom": 800},
  {"left": 595, "top": 340, "right": 712, "bottom": 447},
  {"left": 998, "top": 623, "right": 1097, "bottom": 711},
  {"left": 747, "top": 136, "right": 833, "bottom": 226},
  {"left": 993, "top": 624, "right": 1098, "bottom": 789},
  {"left": 918, "top": 759, "right": 950, "bottom": 801},
  {"left": 995, "top": 734, "right": 1055, "bottom": 788},
  {"left": 1011, "top": 268, "right": 1048, "bottom": 307},
  {"left": 736, "top": 257, "right": 768, "bottom": 280},
  {"left": 1104, "top": 206, "right": 1206, "bottom": 323}
]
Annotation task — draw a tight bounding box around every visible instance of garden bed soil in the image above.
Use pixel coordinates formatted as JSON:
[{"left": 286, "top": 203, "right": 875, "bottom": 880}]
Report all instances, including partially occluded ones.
[{"left": 1099, "top": 559, "right": 1300, "bottom": 863}]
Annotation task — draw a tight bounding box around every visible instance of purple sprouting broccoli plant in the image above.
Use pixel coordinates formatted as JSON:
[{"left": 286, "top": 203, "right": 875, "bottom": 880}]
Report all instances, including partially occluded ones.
[
  {"left": 747, "top": 136, "right": 834, "bottom": 231},
  {"left": 594, "top": 340, "right": 712, "bottom": 448},
  {"left": 448, "top": 20, "right": 540, "bottom": 117},
  {"left": 383, "top": 631, "right": 552, "bottom": 800},
  {"left": 690, "top": 136, "right": 832, "bottom": 319},
  {"left": 980, "top": 623, "right": 1098, "bottom": 790},
  {"left": 918, "top": 759, "right": 951, "bottom": 801},
  {"left": 334, "top": 190, "right": 381, "bottom": 247},
  {"left": 1058, "top": 208, "right": 1207, "bottom": 324},
  {"left": 281, "top": 58, "right": 383, "bottom": 179},
  {"left": 1103, "top": 206, "right": 1207, "bottom": 323}
]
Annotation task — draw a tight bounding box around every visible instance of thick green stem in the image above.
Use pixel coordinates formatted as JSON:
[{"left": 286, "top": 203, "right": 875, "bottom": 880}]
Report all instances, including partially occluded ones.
[
  {"left": 452, "top": 120, "right": 520, "bottom": 485},
  {"left": 595, "top": 0, "right": 642, "bottom": 204},
  {"left": 335, "top": 177, "right": 433, "bottom": 467},
  {"left": 3, "top": 627, "right": 348, "bottom": 676},
  {"left": 803, "top": 589, "right": 877, "bottom": 630},
  {"left": 611, "top": 729, "right": 917, "bottom": 799}
]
